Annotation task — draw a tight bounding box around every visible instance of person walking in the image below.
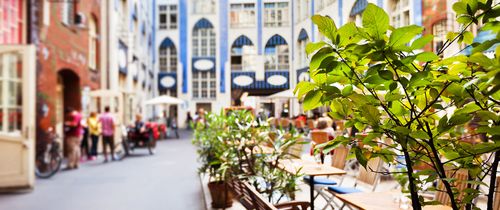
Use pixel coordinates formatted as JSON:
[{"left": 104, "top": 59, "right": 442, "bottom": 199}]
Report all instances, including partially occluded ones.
[
  {"left": 64, "top": 107, "right": 83, "bottom": 170},
  {"left": 87, "top": 112, "right": 100, "bottom": 160},
  {"left": 99, "top": 106, "right": 115, "bottom": 163},
  {"left": 80, "top": 118, "right": 90, "bottom": 161}
]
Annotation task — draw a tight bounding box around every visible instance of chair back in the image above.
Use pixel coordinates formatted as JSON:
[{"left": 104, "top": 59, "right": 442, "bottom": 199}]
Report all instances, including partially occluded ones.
[
  {"left": 336, "top": 120, "right": 345, "bottom": 131},
  {"left": 357, "top": 157, "right": 383, "bottom": 190},
  {"left": 434, "top": 168, "right": 469, "bottom": 207},
  {"left": 307, "top": 119, "right": 315, "bottom": 130},
  {"left": 231, "top": 179, "right": 254, "bottom": 209},
  {"left": 280, "top": 118, "right": 291, "bottom": 128},
  {"left": 294, "top": 120, "right": 305, "bottom": 129},
  {"left": 311, "top": 130, "right": 329, "bottom": 144},
  {"left": 242, "top": 182, "right": 277, "bottom": 210},
  {"left": 286, "top": 137, "right": 305, "bottom": 158},
  {"left": 331, "top": 145, "right": 349, "bottom": 169},
  {"left": 494, "top": 176, "right": 500, "bottom": 210}
]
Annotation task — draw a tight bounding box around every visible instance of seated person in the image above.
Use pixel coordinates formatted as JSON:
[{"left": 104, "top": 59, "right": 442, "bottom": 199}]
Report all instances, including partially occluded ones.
[{"left": 134, "top": 114, "right": 146, "bottom": 136}]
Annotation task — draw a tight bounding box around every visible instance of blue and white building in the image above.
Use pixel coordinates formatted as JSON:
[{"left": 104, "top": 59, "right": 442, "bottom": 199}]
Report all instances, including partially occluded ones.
[{"left": 155, "top": 0, "right": 423, "bottom": 127}]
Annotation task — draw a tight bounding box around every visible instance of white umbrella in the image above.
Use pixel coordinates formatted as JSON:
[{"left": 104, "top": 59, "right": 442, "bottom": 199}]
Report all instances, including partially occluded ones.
[
  {"left": 145, "top": 95, "right": 183, "bottom": 105},
  {"left": 266, "top": 89, "right": 297, "bottom": 99}
]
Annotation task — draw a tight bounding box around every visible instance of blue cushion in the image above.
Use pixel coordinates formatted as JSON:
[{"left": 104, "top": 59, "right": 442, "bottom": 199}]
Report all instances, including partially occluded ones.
[
  {"left": 303, "top": 176, "right": 338, "bottom": 185},
  {"left": 327, "top": 186, "right": 362, "bottom": 194}
]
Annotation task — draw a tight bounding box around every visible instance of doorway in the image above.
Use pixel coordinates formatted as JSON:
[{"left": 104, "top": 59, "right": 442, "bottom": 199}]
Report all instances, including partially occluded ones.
[
  {"left": 56, "top": 69, "right": 81, "bottom": 157},
  {"left": 196, "top": 103, "right": 212, "bottom": 114}
]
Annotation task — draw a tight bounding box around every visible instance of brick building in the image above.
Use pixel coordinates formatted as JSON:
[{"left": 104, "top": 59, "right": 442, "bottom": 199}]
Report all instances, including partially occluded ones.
[
  {"left": 35, "top": 0, "right": 103, "bottom": 153},
  {"left": 422, "top": 0, "right": 448, "bottom": 53}
]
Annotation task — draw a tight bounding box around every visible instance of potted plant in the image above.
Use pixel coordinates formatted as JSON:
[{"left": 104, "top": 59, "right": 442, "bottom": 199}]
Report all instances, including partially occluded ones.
[
  {"left": 297, "top": 1, "right": 500, "bottom": 209},
  {"left": 193, "top": 112, "right": 234, "bottom": 208}
]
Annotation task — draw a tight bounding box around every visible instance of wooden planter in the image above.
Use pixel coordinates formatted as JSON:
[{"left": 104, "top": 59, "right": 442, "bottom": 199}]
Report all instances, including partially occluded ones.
[{"left": 208, "top": 181, "right": 234, "bottom": 208}]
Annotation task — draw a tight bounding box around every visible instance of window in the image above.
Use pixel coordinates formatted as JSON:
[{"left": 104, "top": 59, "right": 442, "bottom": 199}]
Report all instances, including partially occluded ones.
[
  {"left": 230, "top": 3, "right": 256, "bottom": 28},
  {"left": 0, "top": 52, "right": 23, "bottom": 133},
  {"left": 159, "top": 43, "right": 177, "bottom": 73},
  {"left": 265, "top": 35, "right": 289, "bottom": 70},
  {"left": 192, "top": 19, "right": 216, "bottom": 99},
  {"left": 192, "top": 0, "right": 215, "bottom": 14},
  {"left": 231, "top": 36, "right": 256, "bottom": 71},
  {"left": 1, "top": 0, "right": 23, "bottom": 44},
  {"left": 88, "top": 17, "right": 98, "bottom": 70},
  {"left": 192, "top": 71, "right": 216, "bottom": 99},
  {"left": 62, "top": 0, "right": 75, "bottom": 25},
  {"left": 390, "top": 0, "right": 410, "bottom": 28},
  {"left": 264, "top": 2, "right": 289, "bottom": 27},
  {"left": 297, "top": 0, "right": 310, "bottom": 22},
  {"left": 297, "top": 38, "right": 309, "bottom": 68},
  {"left": 159, "top": 5, "right": 177, "bottom": 30},
  {"left": 433, "top": 20, "right": 447, "bottom": 54},
  {"left": 315, "top": 0, "right": 336, "bottom": 12}
]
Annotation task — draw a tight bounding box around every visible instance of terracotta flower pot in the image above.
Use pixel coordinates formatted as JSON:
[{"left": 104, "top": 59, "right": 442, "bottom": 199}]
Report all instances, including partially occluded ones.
[{"left": 208, "top": 181, "right": 234, "bottom": 208}]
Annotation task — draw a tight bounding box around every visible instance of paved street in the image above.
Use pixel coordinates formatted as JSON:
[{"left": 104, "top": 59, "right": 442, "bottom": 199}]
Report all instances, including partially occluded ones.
[{"left": 0, "top": 132, "right": 204, "bottom": 210}]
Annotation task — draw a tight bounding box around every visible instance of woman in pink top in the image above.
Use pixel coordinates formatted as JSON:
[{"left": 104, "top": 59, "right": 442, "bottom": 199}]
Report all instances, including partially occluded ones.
[{"left": 99, "top": 106, "right": 115, "bottom": 162}]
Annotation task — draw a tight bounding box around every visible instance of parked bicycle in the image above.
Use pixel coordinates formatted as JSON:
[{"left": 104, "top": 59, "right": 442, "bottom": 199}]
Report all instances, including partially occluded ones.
[{"left": 35, "top": 128, "right": 62, "bottom": 178}]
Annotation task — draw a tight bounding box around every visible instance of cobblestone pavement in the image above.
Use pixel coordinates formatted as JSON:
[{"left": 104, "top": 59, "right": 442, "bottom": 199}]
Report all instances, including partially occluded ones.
[{"left": 0, "top": 131, "right": 204, "bottom": 210}]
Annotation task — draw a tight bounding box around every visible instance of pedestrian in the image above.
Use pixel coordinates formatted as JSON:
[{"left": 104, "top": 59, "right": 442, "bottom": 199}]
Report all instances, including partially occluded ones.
[
  {"left": 80, "top": 118, "right": 90, "bottom": 161},
  {"left": 99, "top": 106, "right": 115, "bottom": 162},
  {"left": 64, "top": 107, "right": 83, "bottom": 170},
  {"left": 87, "top": 111, "right": 100, "bottom": 160},
  {"left": 186, "top": 111, "right": 193, "bottom": 130}
]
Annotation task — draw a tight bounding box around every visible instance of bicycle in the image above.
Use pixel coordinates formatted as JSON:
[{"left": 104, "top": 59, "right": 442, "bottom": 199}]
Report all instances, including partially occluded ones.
[{"left": 35, "top": 130, "right": 62, "bottom": 178}]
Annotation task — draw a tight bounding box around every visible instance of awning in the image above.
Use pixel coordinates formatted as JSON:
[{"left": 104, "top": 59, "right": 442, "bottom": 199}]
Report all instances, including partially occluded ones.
[
  {"left": 232, "top": 35, "right": 254, "bottom": 48},
  {"left": 159, "top": 38, "right": 175, "bottom": 48},
  {"left": 350, "top": 0, "right": 368, "bottom": 17},
  {"left": 298, "top": 29, "right": 309, "bottom": 41},
  {"left": 194, "top": 18, "right": 214, "bottom": 29},
  {"left": 265, "top": 34, "right": 287, "bottom": 47}
]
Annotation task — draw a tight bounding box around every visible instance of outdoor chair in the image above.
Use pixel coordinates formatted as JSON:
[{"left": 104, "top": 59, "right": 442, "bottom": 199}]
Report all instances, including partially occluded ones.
[
  {"left": 434, "top": 168, "right": 469, "bottom": 208},
  {"left": 303, "top": 145, "right": 350, "bottom": 207},
  {"left": 294, "top": 120, "right": 306, "bottom": 133},
  {"left": 241, "top": 181, "right": 310, "bottom": 210},
  {"left": 325, "top": 157, "right": 383, "bottom": 210},
  {"left": 494, "top": 176, "right": 500, "bottom": 210},
  {"left": 285, "top": 137, "right": 305, "bottom": 159},
  {"left": 229, "top": 179, "right": 254, "bottom": 209},
  {"left": 307, "top": 119, "right": 315, "bottom": 131},
  {"left": 279, "top": 118, "right": 291, "bottom": 130}
]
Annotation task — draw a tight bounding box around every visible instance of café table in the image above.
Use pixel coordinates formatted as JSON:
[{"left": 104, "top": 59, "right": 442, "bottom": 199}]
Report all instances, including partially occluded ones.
[
  {"left": 278, "top": 159, "right": 346, "bottom": 210},
  {"left": 335, "top": 191, "right": 452, "bottom": 210}
]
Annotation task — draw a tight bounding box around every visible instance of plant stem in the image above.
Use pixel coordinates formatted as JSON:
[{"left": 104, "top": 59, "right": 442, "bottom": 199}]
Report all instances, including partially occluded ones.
[
  {"left": 401, "top": 143, "right": 422, "bottom": 210},
  {"left": 487, "top": 151, "right": 499, "bottom": 210}
]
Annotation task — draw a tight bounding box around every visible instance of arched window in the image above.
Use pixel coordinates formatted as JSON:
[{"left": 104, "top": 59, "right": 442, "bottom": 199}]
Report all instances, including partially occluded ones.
[
  {"left": 159, "top": 38, "right": 177, "bottom": 73},
  {"left": 192, "top": 19, "right": 216, "bottom": 57},
  {"left": 89, "top": 16, "right": 98, "bottom": 70},
  {"left": 231, "top": 35, "right": 255, "bottom": 71},
  {"left": 297, "top": 29, "right": 309, "bottom": 68},
  {"left": 349, "top": 0, "right": 367, "bottom": 25},
  {"left": 192, "top": 19, "right": 216, "bottom": 99},
  {"left": 265, "top": 35, "right": 289, "bottom": 70},
  {"left": 432, "top": 20, "right": 447, "bottom": 54}
]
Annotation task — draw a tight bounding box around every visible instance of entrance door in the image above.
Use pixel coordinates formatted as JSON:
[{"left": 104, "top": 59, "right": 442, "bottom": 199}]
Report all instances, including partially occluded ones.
[{"left": 0, "top": 45, "right": 36, "bottom": 191}]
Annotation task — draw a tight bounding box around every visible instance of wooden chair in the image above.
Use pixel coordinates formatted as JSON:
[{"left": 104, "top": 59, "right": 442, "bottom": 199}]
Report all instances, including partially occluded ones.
[
  {"left": 325, "top": 157, "right": 384, "bottom": 209},
  {"left": 286, "top": 137, "right": 305, "bottom": 158},
  {"left": 494, "top": 176, "right": 500, "bottom": 210},
  {"left": 294, "top": 120, "right": 305, "bottom": 133},
  {"left": 229, "top": 179, "right": 253, "bottom": 209},
  {"left": 310, "top": 130, "right": 329, "bottom": 144},
  {"left": 241, "top": 181, "right": 310, "bottom": 210},
  {"left": 307, "top": 119, "right": 315, "bottom": 130},
  {"left": 434, "top": 168, "right": 469, "bottom": 207}
]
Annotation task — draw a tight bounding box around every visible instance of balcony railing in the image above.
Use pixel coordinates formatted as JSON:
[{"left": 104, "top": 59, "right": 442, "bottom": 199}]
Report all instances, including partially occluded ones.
[{"left": 265, "top": 63, "right": 289, "bottom": 71}]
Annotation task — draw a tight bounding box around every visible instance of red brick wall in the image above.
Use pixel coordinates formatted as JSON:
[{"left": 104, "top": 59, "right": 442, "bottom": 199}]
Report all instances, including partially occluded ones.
[
  {"left": 422, "top": 0, "right": 448, "bottom": 52},
  {"left": 36, "top": 0, "right": 102, "bottom": 133}
]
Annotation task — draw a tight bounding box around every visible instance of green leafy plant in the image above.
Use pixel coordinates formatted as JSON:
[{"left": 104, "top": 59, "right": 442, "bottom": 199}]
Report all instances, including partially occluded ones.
[{"left": 296, "top": 1, "right": 499, "bottom": 209}]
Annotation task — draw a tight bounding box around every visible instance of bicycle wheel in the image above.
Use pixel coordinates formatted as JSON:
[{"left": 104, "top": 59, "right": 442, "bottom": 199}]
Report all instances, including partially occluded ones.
[
  {"left": 35, "top": 153, "right": 62, "bottom": 178},
  {"left": 114, "top": 140, "right": 126, "bottom": 161}
]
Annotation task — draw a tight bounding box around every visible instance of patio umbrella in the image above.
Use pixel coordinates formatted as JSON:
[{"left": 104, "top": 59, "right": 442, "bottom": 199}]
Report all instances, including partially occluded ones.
[
  {"left": 145, "top": 95, "right": 183, "bottom": 105},
  {"left": 266, "top": 89, "right": 297, "bottom": 99}
]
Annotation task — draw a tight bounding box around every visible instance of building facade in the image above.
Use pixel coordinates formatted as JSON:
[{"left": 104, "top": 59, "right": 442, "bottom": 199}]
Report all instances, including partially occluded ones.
[{"left": 155, "top": 0, "right": 424, "bottom": 127}]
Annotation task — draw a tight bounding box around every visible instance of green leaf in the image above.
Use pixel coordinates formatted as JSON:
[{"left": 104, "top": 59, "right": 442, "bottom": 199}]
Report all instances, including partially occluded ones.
[
  {"left": 472, "top": 39, "right": 498, "bottom": 54},
  {"left": 354, "top": 147, "right": 368, "bottom": 168},
  {"left": 448, "top": 113, "right": 472, "bottom": 125},
  {"left": 453, "top": 2, "right": 468, "bottom": 14},
  {"left": 385, "top": 92, "right": 404, "bottom": 101},
  {"left": 295, "top": 81, "right": 316, "bottom": 99},
  {"left": 362, "top": 3, "right": 389, "bottom": 40},
  {"left": 303, "top": 90, "right": 323, "bottom": 111},
  {"left": 416, "top": 52, "right": 439, "bottom": 62},
  {"left": 336, "top": 22, "right": 362, "bottom": 46},
  {"left": 342, "top": 85, "right": 354, "bottom": 96},
  {"left": 389, "top": 25, "right": 423, "bottom": 49},
  {"left": 361, "top": 104, "right": 381, "bottom": 125},
  {"left": 310, "top": 47, "right": 334, "bottom": 70},
  {"left": 312, "top": 15, "right": 337, "bottom": 40},
  {"left": 306, "top": 41, "right": 328, "bottom": 55},
  {"left": 462, "top": 31, "right": 474, "bottom": 45},
  {"left": 410, "top": 34, "right": 434, "bottom": 50},
  {"left": 379, "top": 70, "right": 394, "bottom": 80},
  {"left": 410, "top": 130, "right": 429, "bottom": 140},
  {"left": 469, "top": 52, "right": 494, "bottom": 66}
]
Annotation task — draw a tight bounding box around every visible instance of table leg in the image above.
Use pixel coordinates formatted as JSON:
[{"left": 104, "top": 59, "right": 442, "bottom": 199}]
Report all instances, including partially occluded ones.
[{"left": 310, "top": 175, "right": 315, "bottom": 210}]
